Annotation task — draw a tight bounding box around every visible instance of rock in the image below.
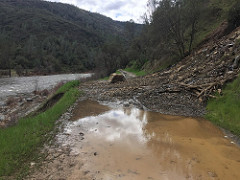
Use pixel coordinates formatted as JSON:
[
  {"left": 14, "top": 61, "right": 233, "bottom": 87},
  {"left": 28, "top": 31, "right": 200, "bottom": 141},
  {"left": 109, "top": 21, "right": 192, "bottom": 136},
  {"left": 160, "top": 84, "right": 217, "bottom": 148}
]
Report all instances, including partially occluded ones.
[
  {"left": 227, "top": 43, "right": 234, "bottom": 48},
  {"left": 123, "top": 102, "right": 130, "bottom": 107},
  {"left": 19, "top": 102, "right": 25, "bottom": 106},
  {"left": 217, "top": 89, "right": 222, "bottom": 95},
  {"left": 208, "top": 171, "right": 218, "bottom": 177},
  {"left": 108, "top": 73, "right": 126, "bottom": 84},
  {"left": 30, "top": 162, "right": 36, "bottom": 166},
  {"left": 232, "top": 55, "right": 240, "bottom": 69},
  {"left": 201, "top": 48, "right": 208, "bottom": 53},
  {"left": 10, "top": 108, "right": 17, "bottom": 113},
  {"left": 40, "top": 89, "right": 49, "bottom": 96},
  {"left": 79, "top": 132, "right": 84, "bottom": 136},
  {"left": 0, "top": 115, "right": 5, "bottom": 121},
  {"left": 0, "top": 101, "right": 5, "bottom": 106},
  {"left": 26, "top": 98, "right": 33, "bottom": 102}
]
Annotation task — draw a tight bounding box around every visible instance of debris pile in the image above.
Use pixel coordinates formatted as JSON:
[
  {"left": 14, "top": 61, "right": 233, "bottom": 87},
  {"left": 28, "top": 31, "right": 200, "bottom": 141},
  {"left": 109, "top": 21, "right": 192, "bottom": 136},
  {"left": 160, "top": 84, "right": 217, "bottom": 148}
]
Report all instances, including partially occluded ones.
[{"left": 80, "top": 27, "right": 240, "bottom": 117}]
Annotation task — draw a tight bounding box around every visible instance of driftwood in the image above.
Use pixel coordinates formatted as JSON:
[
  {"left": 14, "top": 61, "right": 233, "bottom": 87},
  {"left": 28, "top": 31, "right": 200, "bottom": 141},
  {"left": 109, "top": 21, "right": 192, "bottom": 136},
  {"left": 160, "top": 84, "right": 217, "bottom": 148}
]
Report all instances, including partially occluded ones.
[
  {"left": 177, "top": 72, "right": 239, "bottom": 99},
  {"left": 145, "top": 70, "right": 239, "bottom": 101}
]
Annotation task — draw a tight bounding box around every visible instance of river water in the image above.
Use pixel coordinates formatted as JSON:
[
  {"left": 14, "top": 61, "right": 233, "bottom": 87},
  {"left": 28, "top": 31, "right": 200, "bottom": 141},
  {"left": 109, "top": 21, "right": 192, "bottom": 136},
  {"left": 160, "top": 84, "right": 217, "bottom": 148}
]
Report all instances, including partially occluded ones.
[
  {"left": 0, "top": 73, "right": 91, "bottom": 102},
  {"left": 47, "top": 100, "right": 240, "bottom": 180}
]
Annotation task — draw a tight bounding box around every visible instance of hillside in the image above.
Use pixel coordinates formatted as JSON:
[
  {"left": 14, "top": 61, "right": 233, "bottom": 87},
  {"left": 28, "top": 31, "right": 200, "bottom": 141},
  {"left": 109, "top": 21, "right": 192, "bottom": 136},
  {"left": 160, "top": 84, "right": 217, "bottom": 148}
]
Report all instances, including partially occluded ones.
[
  {"left": 128, "top": 0, "right": 239, "bottom": 72},
  {"left": 0, "top": 0, "right": 141, "bottom": 74}
]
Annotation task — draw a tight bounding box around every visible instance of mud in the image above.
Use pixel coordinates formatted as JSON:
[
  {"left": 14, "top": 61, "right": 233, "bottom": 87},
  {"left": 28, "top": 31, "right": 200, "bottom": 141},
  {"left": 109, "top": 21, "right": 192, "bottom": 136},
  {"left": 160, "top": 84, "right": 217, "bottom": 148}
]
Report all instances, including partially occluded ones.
[{"left": 28, "top": 100, "right": 240, "bottom": 180}]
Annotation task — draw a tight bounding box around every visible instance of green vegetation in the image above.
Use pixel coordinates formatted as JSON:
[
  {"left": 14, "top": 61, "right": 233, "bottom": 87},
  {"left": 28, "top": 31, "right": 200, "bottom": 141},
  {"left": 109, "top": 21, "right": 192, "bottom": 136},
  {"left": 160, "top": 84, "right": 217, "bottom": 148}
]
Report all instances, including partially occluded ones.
[
  {"left": 228, "top": 1, "right": 240, "bottom": 29},
  {"left": 0, "top": 80, "right": 80, "bottom": 178},
  {"left": 124, "top": 68, "right": 147, "bottom": 76},
  {"left": 0, "top": 0, "right": 141, "bottom": 76},
  {"left": 206, "top": 76, "right": 240, "bottom": 136},
  {"left": 193, "top": 0, "right": 238, "bottom": 46},
  {"left": 130, "top": 0, "right": 238, "bottom": 72},
  {"left": 101, "top": 76, "right": 110, "bottom": 80},
  {"left": 1, "top": 0, "right": 238, "bottom": 76},
  {"left": 236, "top": 39, "right": 240, "bottom": 46},
  {"left": 55, "top": 80, "right": 80, "bottom": 94}
]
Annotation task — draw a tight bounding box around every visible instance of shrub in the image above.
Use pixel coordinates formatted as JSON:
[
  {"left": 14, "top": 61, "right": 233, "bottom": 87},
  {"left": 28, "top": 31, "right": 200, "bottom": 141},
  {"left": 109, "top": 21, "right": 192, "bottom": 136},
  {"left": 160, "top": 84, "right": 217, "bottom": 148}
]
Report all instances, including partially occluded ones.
[{"left": 228, "top": 2, "right": 240, "bottom": 29}]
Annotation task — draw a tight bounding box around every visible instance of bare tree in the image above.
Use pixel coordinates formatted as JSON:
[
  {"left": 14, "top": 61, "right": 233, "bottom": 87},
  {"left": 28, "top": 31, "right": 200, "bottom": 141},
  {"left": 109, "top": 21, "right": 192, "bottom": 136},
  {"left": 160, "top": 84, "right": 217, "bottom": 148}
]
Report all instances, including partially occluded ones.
[{"left": 149, "top": 0, "right": 201, "bottom": 57}]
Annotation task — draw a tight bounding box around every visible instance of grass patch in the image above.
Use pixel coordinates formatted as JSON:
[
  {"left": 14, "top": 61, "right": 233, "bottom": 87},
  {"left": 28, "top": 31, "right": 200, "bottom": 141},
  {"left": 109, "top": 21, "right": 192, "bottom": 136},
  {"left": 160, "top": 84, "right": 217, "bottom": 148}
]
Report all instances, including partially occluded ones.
[
  {"left": 101, "top": 76, "right": 109, "bottom": 80},
  {"left": 236, "top": 38, "right": 240, "bottom": 46},
  {"left": 123, "top": 68, "right": 147, "bottom": 76},
  {"left": 0, "top": 80, "right": 80, "bottom": 179},
  {"left": 193, "top": 0, "right": 238, "bottom": 47},
  {"left": 55, "top": 80, "right": 79, "bottom": 94},
  {"left": 206, "top": 75, "right": 240, "bottom": 136}
]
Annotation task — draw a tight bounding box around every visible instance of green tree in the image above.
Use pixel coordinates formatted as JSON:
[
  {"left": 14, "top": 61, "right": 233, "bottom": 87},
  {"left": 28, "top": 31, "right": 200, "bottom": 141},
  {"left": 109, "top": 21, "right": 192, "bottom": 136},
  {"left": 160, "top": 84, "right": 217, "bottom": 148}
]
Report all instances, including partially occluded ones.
[{"left": 228, "top": 1, "right": 240, "bottom": 29}]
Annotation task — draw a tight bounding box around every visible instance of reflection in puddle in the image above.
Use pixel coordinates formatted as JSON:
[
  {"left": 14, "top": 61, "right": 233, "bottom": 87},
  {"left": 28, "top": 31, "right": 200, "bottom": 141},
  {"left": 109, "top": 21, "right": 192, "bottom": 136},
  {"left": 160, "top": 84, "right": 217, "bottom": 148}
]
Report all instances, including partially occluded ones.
[
  {"left": 72, "top": 108, "right": 149, "bottom": 143},
  {"left": 57, "top": 100, "right": 240, "bottom": 180}
]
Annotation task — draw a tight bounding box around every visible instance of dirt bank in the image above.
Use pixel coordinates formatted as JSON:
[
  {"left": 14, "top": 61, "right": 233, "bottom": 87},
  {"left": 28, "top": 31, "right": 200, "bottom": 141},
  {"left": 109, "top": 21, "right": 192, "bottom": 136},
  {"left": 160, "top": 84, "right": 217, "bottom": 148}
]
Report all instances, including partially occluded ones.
[
  {"left": 0, "top": 91, "right": 48, "bottom": 128},
  {"left": 79, "top": 27, "right": 240, "bottom": 117}
]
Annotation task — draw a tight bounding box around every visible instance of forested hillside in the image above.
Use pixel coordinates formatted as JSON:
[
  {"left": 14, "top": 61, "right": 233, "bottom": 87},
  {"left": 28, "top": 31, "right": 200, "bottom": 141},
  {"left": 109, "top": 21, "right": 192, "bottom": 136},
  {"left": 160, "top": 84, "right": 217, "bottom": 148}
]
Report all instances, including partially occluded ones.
[
  {"left": 0, "top": 0, "right": 141, "bottom": 75},
  {"left": 127, "top": 0, "right": 239, "bottom": 72},
  {"left": 0, "top": 0, "right": 239, "bottom": 76}
]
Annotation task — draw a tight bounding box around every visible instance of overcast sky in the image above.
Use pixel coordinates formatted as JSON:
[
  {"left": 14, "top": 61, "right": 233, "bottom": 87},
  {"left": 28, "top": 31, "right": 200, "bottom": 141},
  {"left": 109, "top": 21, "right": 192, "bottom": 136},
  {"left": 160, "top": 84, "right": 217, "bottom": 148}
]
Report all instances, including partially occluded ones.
[{"left": 46, "top": 0, "right": 148, "bottom": 23}]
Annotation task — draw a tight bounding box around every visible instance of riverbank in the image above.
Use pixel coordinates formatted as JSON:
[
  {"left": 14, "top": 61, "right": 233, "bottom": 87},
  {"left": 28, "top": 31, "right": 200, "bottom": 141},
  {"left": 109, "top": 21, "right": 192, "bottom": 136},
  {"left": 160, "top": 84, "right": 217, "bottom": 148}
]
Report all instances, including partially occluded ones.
[
  {"left": 0, "top": 73, "right": 92, "bottom": 127},
  {"left": 0, "top": 81, "right": 80, "bottom": 179},
  {"left": 0, "top": 90, "right": 48, "bottom": 128}
]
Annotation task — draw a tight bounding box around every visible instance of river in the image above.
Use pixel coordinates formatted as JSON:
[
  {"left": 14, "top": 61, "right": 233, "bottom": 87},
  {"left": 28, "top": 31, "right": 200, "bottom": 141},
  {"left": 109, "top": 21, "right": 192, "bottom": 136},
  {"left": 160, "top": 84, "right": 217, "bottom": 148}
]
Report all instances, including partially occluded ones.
[
  {"left": 29, "top": 100, "right": 240, "bottom": 180},
  {"left": 0, "top": 73, "right": 91, "bottom": 103}
]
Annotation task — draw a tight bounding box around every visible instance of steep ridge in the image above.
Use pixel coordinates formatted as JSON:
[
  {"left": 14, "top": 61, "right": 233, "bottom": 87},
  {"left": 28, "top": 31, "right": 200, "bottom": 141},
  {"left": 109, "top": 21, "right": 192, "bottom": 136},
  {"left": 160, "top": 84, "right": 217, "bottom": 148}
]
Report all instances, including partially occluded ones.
[
  {"left": 0, "top": 0, "right": 141, "bottom": 73},
  {"left": 79, "top": 27, "right": 240, "bottom": 117},
  {"left": 0, "top": 0, "right": 127, "bottom": 41}
]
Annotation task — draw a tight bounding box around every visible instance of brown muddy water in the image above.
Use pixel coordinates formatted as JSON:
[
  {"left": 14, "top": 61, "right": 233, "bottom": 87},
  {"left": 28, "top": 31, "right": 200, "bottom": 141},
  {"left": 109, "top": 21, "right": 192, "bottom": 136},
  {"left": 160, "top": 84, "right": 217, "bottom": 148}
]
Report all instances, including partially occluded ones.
[{"left": 50, "top": 100, "right": 240, "bottom": 180}]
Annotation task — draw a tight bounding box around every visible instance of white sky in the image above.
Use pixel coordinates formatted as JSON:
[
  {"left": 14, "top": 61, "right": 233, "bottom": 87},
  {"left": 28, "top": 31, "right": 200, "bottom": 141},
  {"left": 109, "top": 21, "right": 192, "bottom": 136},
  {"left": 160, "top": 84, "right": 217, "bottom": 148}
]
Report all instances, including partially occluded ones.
[{"left": 46, "top": 0, "right": 148, "bottom": 23}]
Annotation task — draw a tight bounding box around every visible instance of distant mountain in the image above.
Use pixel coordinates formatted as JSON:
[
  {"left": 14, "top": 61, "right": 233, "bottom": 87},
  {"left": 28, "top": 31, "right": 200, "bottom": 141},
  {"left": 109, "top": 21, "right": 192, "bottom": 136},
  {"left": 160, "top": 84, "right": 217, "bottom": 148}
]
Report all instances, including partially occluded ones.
[{"left": 0, "top": 0, "right": 142, "bottom": 74}]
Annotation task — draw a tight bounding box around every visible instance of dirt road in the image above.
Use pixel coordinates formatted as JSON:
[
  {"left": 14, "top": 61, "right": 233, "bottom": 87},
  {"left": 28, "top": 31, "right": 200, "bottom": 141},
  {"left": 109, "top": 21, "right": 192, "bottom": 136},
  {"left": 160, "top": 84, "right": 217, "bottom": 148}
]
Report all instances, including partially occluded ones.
[{"left": 27, "top": 100, "right": 240, "bottom": 180}]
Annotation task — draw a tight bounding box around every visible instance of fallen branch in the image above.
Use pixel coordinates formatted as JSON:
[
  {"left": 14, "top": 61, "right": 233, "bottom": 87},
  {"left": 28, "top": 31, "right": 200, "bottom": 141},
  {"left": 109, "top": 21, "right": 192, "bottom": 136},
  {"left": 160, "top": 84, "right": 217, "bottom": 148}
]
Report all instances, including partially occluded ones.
[{"left": 197, "top": 83, "right": 216, "bottom": 98}]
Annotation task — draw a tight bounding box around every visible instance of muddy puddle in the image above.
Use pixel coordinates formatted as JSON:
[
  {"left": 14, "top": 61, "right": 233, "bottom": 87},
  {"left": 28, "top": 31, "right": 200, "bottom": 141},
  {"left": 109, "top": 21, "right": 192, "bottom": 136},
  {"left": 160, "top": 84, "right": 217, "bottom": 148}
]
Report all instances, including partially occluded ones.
[{"left": 32, "top": 100, "right": 240, "bottom": 180}]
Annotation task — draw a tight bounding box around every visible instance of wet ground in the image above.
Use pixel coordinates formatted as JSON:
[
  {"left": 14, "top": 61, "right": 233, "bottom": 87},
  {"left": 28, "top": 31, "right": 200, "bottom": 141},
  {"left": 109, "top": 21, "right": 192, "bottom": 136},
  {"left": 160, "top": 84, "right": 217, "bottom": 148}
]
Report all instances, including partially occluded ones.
[{"left": 28, "top": 100, "right": 240, "bottom": 180}]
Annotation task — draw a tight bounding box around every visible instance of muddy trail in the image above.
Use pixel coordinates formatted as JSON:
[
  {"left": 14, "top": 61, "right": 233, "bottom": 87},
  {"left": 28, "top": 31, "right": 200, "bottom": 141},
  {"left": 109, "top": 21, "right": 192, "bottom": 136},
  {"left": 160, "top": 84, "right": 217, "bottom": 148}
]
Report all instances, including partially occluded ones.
[{"left": 27, "top": 100, "right": 240, "bottom": 180}]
